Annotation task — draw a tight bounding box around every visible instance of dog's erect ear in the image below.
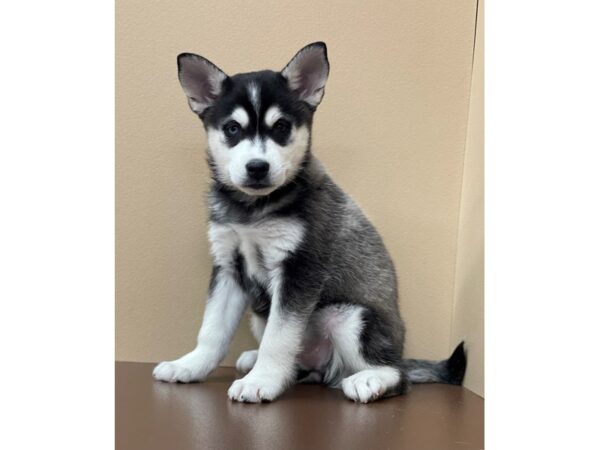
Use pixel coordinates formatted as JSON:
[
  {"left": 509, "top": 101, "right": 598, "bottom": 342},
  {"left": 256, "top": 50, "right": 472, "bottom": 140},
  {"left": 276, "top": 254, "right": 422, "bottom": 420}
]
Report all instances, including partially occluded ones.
[
  {"left": 281, "top": 42, "right": 329, "bottom": 108},
  {"left": 177, "top": 53, "right": 228, "bottom": 116}
]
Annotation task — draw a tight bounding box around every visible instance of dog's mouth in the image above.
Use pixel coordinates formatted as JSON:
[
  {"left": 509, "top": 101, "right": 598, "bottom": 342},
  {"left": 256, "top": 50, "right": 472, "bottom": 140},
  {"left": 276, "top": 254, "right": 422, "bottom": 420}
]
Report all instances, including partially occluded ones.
[
  {"left": 238, "top": 181, "right": 277, "bottom": 196},
  {"left": 244, "top": 182, "right": 272, "bottom": 190}
]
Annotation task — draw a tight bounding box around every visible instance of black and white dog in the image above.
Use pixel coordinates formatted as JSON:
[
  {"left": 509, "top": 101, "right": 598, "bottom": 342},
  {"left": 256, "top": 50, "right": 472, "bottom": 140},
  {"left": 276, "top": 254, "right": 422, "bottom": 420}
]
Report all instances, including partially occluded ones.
[{"left": 153, "top": 42, "right": 466, "bottom": 403}]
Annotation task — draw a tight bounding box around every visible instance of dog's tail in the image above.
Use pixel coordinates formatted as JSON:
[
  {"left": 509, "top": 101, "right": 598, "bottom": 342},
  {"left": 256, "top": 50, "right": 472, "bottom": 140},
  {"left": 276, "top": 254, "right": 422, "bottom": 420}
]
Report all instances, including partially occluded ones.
[{"left": 400, "top": 341, "right": 467, "bottom": 385}]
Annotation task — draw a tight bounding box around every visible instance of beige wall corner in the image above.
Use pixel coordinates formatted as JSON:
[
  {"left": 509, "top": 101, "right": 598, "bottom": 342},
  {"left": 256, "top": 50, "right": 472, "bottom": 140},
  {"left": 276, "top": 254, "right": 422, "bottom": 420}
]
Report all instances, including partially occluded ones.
[{"left": 450, "top": 0, "right": 484, "bottom": 397}]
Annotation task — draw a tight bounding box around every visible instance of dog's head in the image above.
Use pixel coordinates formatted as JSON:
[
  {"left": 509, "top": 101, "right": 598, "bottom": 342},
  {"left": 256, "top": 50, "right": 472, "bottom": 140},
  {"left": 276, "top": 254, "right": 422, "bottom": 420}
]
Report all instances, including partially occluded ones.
[{"left": 177, "top": 42, "right": 329, "bottom": 196}]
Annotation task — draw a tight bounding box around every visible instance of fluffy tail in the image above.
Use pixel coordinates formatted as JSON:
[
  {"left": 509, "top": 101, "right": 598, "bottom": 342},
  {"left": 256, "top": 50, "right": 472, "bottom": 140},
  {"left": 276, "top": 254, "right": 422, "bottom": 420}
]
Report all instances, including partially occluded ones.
[{"left": 400, "top": 342, "right": 467, "bottom": 385}]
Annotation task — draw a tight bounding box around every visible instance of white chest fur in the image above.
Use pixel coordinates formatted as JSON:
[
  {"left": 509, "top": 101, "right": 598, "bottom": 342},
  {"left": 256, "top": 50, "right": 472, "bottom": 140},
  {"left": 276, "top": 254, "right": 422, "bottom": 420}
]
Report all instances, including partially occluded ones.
[{"left": 208, "top": 219, "right": 305, "bottom": 283}]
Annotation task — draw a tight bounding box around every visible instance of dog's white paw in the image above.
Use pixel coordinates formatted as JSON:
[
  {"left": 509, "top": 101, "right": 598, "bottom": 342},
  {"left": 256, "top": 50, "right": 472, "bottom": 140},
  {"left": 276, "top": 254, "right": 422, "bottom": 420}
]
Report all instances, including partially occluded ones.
[
  {"left": 227, "top": 373, "right": 285, "bottom": 403},
  {"left": 235, "top": 350, "right": 258, "bottom": 374},
  {"left": 153, "top": 360, "right": 205, "bottom": 383},
  {"left": 341, "top": 371, "right": 385, "bottom": 403}
]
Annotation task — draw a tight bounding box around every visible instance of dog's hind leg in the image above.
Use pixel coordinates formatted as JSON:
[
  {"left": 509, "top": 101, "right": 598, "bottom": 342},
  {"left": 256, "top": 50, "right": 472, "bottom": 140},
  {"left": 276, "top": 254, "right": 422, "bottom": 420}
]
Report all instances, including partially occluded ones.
[
  {"left": 250, "top": 313, "right": 266, "bottom": 342},
  {"left": 320, "top": 304, "right": 408, "bottom": 403},
  {"left": 234, "top": 314, "right": 266, "bottom": 374},
  {"left": 235, "top": 350, "right": 258, "bottom": 374}
]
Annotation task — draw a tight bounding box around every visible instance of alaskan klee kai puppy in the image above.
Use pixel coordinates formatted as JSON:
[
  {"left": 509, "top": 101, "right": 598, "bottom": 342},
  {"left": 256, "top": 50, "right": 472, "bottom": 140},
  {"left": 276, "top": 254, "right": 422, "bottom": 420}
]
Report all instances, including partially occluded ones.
[{"left": 153, "top": 42, "right": 466, "bottom": 403}]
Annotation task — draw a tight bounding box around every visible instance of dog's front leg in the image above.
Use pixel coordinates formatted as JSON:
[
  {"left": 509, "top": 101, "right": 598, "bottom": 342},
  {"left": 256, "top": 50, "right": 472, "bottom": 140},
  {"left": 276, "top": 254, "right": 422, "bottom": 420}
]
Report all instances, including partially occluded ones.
[
  {"left": 153, "top": 266, "right": 249, "bottom": 383},
  {"left": 228, "top": 267, "right": 316, "bottom": 403}
]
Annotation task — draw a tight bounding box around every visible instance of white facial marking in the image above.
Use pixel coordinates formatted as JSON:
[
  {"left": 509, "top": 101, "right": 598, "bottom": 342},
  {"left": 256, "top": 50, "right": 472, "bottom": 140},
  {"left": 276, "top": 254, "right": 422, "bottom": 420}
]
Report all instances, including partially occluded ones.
[
  {"left": 264, "top": 106, "right": 283, "bottom": 127},
  {"left": 230, "top": 107, "right": 249, "bottom": 128},
  {"left": 207, "top": 124, "right": 310, "bottom": 196},
  {"left": 248, "top": 83, "right": 260, "bottom": 114}
]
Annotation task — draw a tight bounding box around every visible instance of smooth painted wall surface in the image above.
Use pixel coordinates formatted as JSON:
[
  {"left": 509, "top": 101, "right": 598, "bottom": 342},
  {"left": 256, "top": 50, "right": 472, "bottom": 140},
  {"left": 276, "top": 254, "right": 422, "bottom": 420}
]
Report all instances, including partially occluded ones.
[
  {"left": 451, "top": 0, "right": 484, "bottom": 396},
  {"left": 116, "top": 0, "right": 482, "bottom": 391}
]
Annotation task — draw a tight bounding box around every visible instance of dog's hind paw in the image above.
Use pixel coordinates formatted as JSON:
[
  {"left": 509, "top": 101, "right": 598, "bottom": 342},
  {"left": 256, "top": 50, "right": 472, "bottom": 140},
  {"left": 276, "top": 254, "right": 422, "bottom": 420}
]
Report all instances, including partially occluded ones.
[
  {"left": 341, "top": 371, "right": 385, "bottom": 403},
  {"left": 235, "top": 350, "right": 258, "bottom": 374}
]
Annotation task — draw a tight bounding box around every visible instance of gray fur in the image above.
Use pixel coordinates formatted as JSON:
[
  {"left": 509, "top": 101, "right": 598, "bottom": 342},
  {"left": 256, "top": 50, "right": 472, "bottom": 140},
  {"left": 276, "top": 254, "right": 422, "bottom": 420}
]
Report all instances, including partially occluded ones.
[{"left": 209, "top": 151, "right": 465, "bottom": 391}]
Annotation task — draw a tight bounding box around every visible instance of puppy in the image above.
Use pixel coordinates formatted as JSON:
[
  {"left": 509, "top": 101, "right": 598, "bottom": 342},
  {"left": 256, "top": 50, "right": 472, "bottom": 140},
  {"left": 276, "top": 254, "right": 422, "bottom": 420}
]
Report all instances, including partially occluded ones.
[{"left": 153, "top": 42, "right": 466, "bottom": 403}]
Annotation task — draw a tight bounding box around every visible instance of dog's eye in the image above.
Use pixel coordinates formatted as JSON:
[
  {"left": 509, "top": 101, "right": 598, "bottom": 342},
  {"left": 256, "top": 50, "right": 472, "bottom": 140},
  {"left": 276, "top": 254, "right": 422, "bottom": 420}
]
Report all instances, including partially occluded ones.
[
  {"left": 223, "top": 121, "right": 241, "bottom": 138},
  {"left": 273, "top": 119, "right": 291, "bottom": 133}
]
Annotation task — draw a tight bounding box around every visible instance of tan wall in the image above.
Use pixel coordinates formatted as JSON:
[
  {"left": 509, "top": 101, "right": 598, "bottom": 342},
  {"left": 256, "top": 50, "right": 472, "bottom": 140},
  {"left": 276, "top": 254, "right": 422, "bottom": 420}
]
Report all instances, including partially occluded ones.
[
  {"left": 116, "top": 0, "right": 482, "bottom": 391},
  {"left": 451, "top": 0, "right": 484, "bottom": 396}
]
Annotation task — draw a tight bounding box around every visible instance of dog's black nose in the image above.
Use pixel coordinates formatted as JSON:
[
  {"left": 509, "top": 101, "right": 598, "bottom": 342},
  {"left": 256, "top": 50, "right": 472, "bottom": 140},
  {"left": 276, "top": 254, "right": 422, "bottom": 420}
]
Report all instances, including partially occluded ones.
[{"left": 246, "top": 159, "right": 270, "bottom": 180}]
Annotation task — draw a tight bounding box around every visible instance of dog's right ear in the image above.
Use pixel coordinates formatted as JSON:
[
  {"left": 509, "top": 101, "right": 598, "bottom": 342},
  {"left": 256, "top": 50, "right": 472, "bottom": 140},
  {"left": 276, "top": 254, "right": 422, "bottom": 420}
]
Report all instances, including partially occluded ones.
[{"left": 177, "top": 53, "right": 228, "bottom": 116}]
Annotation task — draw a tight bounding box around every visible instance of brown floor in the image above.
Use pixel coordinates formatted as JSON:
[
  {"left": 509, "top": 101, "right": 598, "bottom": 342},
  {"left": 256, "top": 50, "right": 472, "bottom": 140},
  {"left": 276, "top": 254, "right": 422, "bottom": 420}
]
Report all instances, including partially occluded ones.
[{"left": 116, "top": 362, "right": 483, "bottom": 450}]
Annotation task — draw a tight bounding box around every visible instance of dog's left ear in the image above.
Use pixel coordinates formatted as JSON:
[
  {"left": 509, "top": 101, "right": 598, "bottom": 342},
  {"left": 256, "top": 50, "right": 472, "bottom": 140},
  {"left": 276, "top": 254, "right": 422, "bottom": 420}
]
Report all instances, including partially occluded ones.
[{"left": 281, "top": 42, "right": 329, "bottom": 108}]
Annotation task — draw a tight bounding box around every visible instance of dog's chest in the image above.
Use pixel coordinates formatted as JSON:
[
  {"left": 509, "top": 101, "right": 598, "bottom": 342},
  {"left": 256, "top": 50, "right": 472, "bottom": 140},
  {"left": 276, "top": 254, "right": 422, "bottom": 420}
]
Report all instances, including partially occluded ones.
[{"left": 208, "top": 218, "right": 304, "bottom": 282}]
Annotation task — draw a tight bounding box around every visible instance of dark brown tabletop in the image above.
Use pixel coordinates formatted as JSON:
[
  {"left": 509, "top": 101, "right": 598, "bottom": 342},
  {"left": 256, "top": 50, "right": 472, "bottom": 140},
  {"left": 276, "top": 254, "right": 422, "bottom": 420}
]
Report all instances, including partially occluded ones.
[{"left": 116, "top": 362, "right": 483, "bottom": 450}]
